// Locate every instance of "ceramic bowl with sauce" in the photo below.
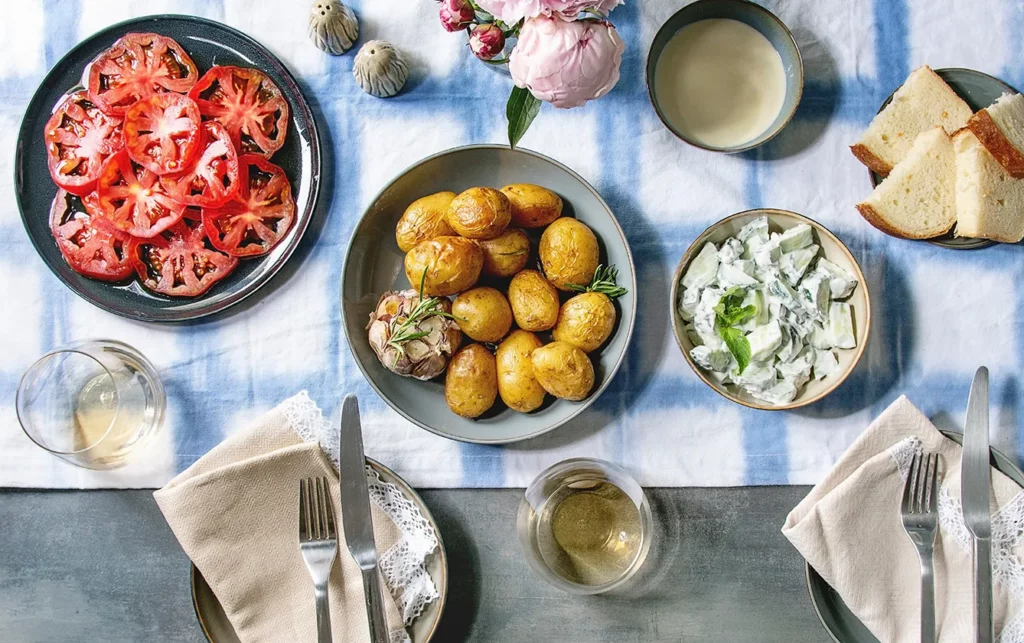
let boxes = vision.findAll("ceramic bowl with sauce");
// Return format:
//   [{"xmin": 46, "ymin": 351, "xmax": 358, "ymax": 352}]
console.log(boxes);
[{"xmin": 646, "ymin": 0, "xmax": 803, "ymax": 153}]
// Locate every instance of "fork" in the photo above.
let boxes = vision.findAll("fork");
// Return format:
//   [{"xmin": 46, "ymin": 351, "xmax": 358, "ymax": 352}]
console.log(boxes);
[
  {"xmin": 901, "ymin": 451, "xmax": 941, "ymax": 643},
  {"xmin": 299, "ymin": 476, "xmax": 338, "ymax": 643}
]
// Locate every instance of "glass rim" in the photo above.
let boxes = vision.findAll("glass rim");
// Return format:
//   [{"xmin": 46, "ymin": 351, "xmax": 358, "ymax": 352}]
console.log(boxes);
[{"xmin": 15, "ymin": 346, "xmax": 121, "ymax": 456}]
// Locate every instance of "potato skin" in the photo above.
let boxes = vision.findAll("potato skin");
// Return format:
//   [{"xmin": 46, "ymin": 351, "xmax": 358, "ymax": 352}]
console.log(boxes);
[
  {"xmin": 447, "ymin": 187, "xmax": 511, "ymax": 240},
  {"xmin": 478, "ymin": 228, "xmax": 530, "ymax": 278},
  {"xmin": 552, "ymin": 292, "xmax": 616, "ymax": 352},
  {"xmin": 395, "ymin": 191, "xmax": 457, "ymax": 253},
  {"xmin": 452, "ymin": 287, "xmax": 513, "ymax": 343},
  {"xmin": 501, "ymin": 184, "xmax": 563, "ymax": 228},
  {"xmin": 496, "ymin": 330, "xmax": 546, "ymax": 413},
  {"xmin": 404, "ymin": 236, "xmax": 483, "ymax": 296},
  {"xmin": 539, "ymin": 218, "xmax": 599, "ymax": 291},
  {"xmin": 531, "ymin": 341, "xmax": 595, "ymax": 401},
  {"xmin": 445, "ymin": 344, "xmax": 498, "ymax": 418},
  {"xmin": 507, "ymin": 270, "xmax": 560, "ymax": 332}
]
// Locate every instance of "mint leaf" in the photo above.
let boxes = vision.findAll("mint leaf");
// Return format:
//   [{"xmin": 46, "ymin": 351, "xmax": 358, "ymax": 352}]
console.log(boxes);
[
  {"xmin": 718, "ymin": 326, "xmax": 751, "ymax": 375},
  {"xmin": 507, "ymin": 86, "xmax": 541, "ymax": 149},
  {"xmin": 712, "ymin": 287, "xmax": 756, "ymax": 327}
]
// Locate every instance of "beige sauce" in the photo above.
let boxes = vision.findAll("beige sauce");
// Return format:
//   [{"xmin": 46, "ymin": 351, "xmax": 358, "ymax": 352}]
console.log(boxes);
[{"xmin": 655, "ymin": 19, "xmax": 786, "ymax": 148}]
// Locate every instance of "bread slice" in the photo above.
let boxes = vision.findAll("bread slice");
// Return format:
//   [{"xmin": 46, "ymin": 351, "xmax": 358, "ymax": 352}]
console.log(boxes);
[
  {"xmin": 855, "ymin": 127, "xmax": 956, "ymax": 239},
  {"xmin": 953, "ymin": 129, "xmax": 1024, "ymax": 242},
  {"xmin": 851, "ymin": 66, "xmax": 973, "ymax": 176},
  {"xmin": 966, "ymin": 92, "xmax": 1024, "ymax": 178}
]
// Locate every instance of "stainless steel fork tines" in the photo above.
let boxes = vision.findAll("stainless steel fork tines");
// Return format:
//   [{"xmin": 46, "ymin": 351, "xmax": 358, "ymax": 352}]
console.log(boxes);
[
  {"xmin": 299, "ymin": 476, "xmax": 338, "ymax": 643},
  {"xmin": 900, "ymin": 451, "xmax": 941, "ymax": 643}
]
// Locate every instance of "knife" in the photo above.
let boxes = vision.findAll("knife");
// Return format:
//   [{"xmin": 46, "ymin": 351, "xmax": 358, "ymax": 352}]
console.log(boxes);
[
  {"xmin": 962, "ymin": 366, "xmax": 993, "ymax": 643},
  {"xmin": 339, "ymin": 395, "xmax": 389, "ymax": 643}
]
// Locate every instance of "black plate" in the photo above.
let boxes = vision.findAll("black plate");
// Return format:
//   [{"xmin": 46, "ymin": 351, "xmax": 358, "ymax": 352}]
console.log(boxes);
[{"xmin": 15, "ymin": 15, "xmax": 321, "ymax": 322}]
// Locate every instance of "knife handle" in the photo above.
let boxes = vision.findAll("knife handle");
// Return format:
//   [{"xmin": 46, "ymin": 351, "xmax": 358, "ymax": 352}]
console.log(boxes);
[
  {"xmin": 974, "ymin": 538, "xmax": 994, "ymax": 643},
  {"xmin": 362, "ymin": 568, "xmax": 390, "ymax": 643}
]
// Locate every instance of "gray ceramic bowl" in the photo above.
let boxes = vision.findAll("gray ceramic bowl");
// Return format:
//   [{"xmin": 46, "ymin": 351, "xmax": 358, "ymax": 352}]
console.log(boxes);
[
  {"xmin": 646, "ymin": 0, "xmax": 803, "ymax": 153},
  {"xmin": 342, "ymin": 145, "xmax": 636, "ymax": 444}
]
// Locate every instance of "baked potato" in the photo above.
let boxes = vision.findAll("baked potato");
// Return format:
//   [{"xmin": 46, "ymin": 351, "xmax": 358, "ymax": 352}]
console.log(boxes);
[
  {"xmin": 501, "ymin": 184, "xmax": 563, "ymax": 228},
  {"xmin": 395, "ymin": 191, "xmax": 457, "ymax": 253},
  {"xmin": 447, "ymin": 187, "xmax": 511, "ymax": 240},
  {"xmin": 445, "ymin": 344, "xmax": 498, "ymax": 418},
  {"xmin": 539, "ymin": 218, "xmax": 599, "ymax": 290},
  {"xmin": 478, "ymin": 228, "xmax": 530, "ymax": 278},
  {"xmin": 552, "ymin": 292, "xmax": 616, "ymax": 352},
  {"xmin": 496, "ymin": 330, "xmax": 546, "ymax": 413},
  {"xmin": 530, "ymin": 341, "xmax": 595, "ymax": 401},
  {"xmin": 507, "ymin": 270, "xmax": 560, "ymax": 332},
  {"xmin": 404, "ymin": 236, "xmax": 483, "ymax": 296},
  {"xmin": 452, "ymin": 287, "xmax": 513, "ymax": 343}
]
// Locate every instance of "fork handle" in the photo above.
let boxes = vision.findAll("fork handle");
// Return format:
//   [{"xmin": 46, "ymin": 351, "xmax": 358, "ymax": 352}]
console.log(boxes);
[
  {"xmin": 314, "ymin": 584, "xmax": 333, "ymax": 643},
  {"xmin": 919, "ymin": 546, "xmax": 935, "ymax": 643},
  {"xmin": 974, "ymin": 538, "xmax": 994, "ymax": 643}
]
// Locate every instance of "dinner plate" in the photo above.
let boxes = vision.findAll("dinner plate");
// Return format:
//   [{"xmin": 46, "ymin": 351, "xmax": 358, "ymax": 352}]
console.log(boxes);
[
  {"xmin": 15, "ymin": 15, "xmax": 321, "ymax": 322},
  {"xmin": 807, "ymin": 430, "xmax": 1024, "ymax": 642},
  {"xmin": 191, "ymin": 458, "xmax": 447, "ymax": 643},
  {"xmin": 341, "ymin": 144, "xmax": 636, "ymax": 444},
  {"xmin": 868, "ymin": 68, "xmax": 1019, "ymax": 250}
]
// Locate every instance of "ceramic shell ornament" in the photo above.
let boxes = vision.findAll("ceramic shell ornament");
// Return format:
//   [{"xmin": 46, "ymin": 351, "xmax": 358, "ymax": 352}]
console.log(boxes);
[
  {"xmin": 308, "ymin": 0, "xmax": 358, "ymax": 55},
  {"xmin": 353, "ymin": 40, "xmax": 408, "ymax": 98}
]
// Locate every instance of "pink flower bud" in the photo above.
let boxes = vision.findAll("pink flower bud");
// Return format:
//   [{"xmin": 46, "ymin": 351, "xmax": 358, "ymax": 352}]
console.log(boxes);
[
  {"xmin": 469, "ymin": 23, "xmax": 506, "ymax": 60},
  {"xmin": 439, "ymin": 0, "xmax": 475, "ymax": 32}
]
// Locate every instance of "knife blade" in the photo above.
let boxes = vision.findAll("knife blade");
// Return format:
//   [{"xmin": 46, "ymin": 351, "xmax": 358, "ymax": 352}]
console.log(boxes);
[
  {"xmin": 339, "ymin": 395, "xmax": 389, "ymax": 643},
  {"xmin": 962, "ymin": 366, "xmax": 993, "ymax": 643}
]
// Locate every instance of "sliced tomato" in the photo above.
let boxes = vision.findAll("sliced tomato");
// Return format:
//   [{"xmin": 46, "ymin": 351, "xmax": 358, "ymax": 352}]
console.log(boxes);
[
  {"xmin": 202, "ymin": 155, "xmax": 296, "ymax": 257},
  {"xmin": 128, "ymin": 219, "xmax": 238, "ymax": 297},
  {"xmin": 86, "ymin": 149, "xmax": 186, "ymax": 238},
  {"xmin": 49, "ymin": 189, "xmax": 133, "ymax": 281},
  {"xmin": 161, "ymin": 121, "xmax": 240, "ymax": 208},
  {"xmin": 44, "ymin": 91, "xmax": 124, "ymax": 196},
  {"xmin": 87, "ymin": 32, "xmax": 199, "ymax": 116},
  {"xmin": 123, "ymin": 93, "xmax": 202, "ymax": 175},
  {"xmin": 188, "ymin": 66, "xmax": 290, "ymax": 157}
]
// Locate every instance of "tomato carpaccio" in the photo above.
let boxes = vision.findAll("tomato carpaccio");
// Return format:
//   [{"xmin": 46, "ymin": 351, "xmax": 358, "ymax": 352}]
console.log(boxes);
[
  {"xmin": 188, "ymin": 66, "xmax": 290, "ymax": 157},
  {"xmin": 50, "ymin": 190, "xmax": 134, "ymax": 281},
  {"xmin": 44, "ymin": 91, "xmax": 124, "ymax": 196},
  {"xmin": 161, "ymin": 120, "xmax": 240, "ymax": 208},
  {"xmin": 87, "ymin": 33, "xmax": 199, "ymax": 116},
  {"xmin": 128, "ymin": 219, "xmax": 238, "ymax": 297},
  {"xmin": 123, "ymin": 93, "xmax": 202, "ymax": 175},
  {"xmin": 86, "ymin": 149, "xmax": 186, "ymax": 238},
  {"xmin": 202, "ymin": 155, "xmax": 296, "ymax": 257}
]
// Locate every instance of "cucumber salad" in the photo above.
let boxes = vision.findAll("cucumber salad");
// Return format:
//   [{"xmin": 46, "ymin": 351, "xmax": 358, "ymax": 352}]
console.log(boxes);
[{"xmin": 678, "ymin": 217, "xmax": 859, "ymax": 406}]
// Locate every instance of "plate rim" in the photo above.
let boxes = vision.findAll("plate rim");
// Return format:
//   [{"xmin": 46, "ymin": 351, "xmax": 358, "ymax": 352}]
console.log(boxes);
[
  {"xmin": 190, "ymin": 457, "xmax": 449, "ymax": 643},
  {"xmin": 339, "ymin": 143, "xmax": 638, "ymax": 445},
  {"xmin": 804, "ymin": 429, "xmax": 1024, "ymax": 642},
  {"xmin": 14, "ymin": 13, "xmax": 322, "ymax": 322}
]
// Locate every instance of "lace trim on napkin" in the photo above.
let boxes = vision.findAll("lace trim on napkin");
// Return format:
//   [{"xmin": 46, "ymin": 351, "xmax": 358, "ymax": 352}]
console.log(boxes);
[
  {"xmin": 281, "ymin": 392, "xmax": 441, "ymax": 635},
  {"xmin": 890, "ymin": 438, "xmax": 1024, "ymax": 643}
]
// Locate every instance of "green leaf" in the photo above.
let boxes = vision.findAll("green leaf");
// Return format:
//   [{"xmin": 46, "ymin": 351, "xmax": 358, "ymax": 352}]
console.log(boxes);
[
  {"xmin": 506, "ymin": 86, "xmax": 541, "ymax": 149},
  {"xmin": 718, "ymin": 326, "xmax": 751, "ymax": 375},
  {"xmin": 712, "ymin": 287, "xmax": 755, "ymax": 327}
]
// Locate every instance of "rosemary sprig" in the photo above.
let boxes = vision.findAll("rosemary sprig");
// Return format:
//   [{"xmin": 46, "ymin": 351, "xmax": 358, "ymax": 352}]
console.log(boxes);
[
  {"xmin": 567, "ymin": 264, "xmax": 628, "ymax": 299},
  {"xmin": 387, "ymin": 269, "xmax": 459, "ymax": 365}
]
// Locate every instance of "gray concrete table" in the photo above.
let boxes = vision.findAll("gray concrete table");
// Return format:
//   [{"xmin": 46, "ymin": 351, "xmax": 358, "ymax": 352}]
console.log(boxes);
[{"xmin": 0, "ymin": 487, "xmax": 828, "ymax": 642}]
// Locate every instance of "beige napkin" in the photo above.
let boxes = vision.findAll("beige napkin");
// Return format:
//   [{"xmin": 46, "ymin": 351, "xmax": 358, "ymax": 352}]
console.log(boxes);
[
  {"xmin": 153, "ymin": 400, "xmax": 406, "ymax": 643},
  {"xmin": 783, "ymin": 395, "xmax": 1024, "ymax": 642}
]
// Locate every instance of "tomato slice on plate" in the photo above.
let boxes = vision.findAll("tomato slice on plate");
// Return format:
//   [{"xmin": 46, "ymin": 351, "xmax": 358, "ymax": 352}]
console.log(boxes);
[
  {"xmin": 128, "ymin": 219, "xmax": 238, "ymax": 297},
  {"xmin": 49, "ymin": 190, "xmax": 133, "ymax": 281},
  {"xmin": 202, "ymin": 155, "xmax": 296, "ymax": 257},
  {"xmin": 188, "ymin": 66, "xmax": 290, "ymax": 157},
  {"xmin": 86, "ymin": 149, "xmax": 186, "ymax": 238},
  {"xmin": 44, "ymin": 91, "xmax": 124, "ymax": 196},
  {"xmin": 161, "ymin": 121, "xmax": 240, "ymax": 208},
  {"xmin": 87, "ymin": 32, "xmax": 199, "ymax": 116},
  {"xmin": 123, "ymin": 93, "xmax": 202, "ymax": 175}
]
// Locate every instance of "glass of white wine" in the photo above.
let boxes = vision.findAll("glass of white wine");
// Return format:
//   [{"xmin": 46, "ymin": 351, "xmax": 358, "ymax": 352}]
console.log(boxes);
[
  {"xmin": 517, "ymin": 458, "xmax": 653, "ymax": 595},
  {"xmin": 16, "ymin": 339, "xmax": 165, "ymax": 470}
]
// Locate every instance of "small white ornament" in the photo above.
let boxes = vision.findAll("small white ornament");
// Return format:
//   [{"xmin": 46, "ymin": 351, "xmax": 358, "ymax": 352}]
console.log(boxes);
[
  {"xmin": 353, "ymin": 40, "xmax": 408, "ymax": 98},
  {"xmin": 308, "ymin": 0, "xmax": 358, "ymax": 55}
]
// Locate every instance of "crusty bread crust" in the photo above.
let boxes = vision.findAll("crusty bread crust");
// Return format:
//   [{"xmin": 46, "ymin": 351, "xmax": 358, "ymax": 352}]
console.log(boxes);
[
  {"xmin": 967, "ymin": 110, "xmax": 1024, "ymax": 179},
  {"xmin": 850, "ymin": 144, "xmax": 893, "ymax": 177},
  {"xmin": 955, "ymin": 224, "xmax": 1024, "ymax": 244},
  {"xmin": 854, "ymin": 202, "xmax": 954, "ymax": 240}
]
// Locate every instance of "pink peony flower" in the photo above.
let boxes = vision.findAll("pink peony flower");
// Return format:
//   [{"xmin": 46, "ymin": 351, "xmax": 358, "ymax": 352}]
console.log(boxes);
[
  {"xmin": 439, "ymin": 0, "xmax": 475, "ymax": 32},
  {"xmin": 469, "ymin": 24, "xmax": 506, "ymax": 60},
  {"xmin": 477, "ymin": 0, "xmax": 623, "ymax": 25},
  {"xmin": 508, "ymin": 17, "xmax": 625, "ymax": 109}
]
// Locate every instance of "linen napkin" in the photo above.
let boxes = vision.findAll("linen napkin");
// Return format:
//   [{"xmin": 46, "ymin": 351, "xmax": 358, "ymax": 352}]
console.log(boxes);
[
  {"xmin": 153, "ymin": 397, "xmax": 407, "ymax": 643},
  {"xmin": 783, "ymin": 396, "xmax": 1024, "ymax": 642}
]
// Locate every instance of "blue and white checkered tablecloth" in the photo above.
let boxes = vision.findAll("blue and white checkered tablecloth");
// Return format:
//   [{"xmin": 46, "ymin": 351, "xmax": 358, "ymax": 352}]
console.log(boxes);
[{"xmin": 3, "ymin": 0, "xmax": 1024, "ymax": 489}]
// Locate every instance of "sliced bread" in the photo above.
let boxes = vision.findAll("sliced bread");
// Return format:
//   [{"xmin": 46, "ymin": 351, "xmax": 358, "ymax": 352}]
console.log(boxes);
[
  {"xmin": 966, "ymin": 92, "xmax": 1024, "ymax": 178},
  {"xmin": 855, "ymin": 127, "xmax": 957, "ymax": 239},
  {"xmin": 953, "ymin": 129, "xmax": 1024, "ymax": 243},
  {"xmin": 851, "ymin": 66, "xmax": 972, "ymax": 177}
]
